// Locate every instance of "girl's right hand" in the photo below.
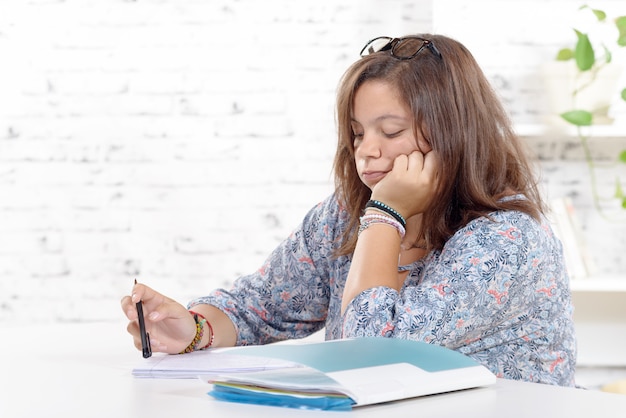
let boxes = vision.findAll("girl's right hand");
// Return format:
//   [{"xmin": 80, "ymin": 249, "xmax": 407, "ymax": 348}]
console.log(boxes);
[{"xmin": 120, "ymin": 282, "xmax": 197, "ymax": 354}]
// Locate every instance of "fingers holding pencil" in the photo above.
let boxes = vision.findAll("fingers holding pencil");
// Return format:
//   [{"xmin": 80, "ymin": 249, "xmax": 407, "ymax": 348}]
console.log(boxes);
[{"xmin": 120, "ymin": 280, "xmax": 197, "ymax": 355}]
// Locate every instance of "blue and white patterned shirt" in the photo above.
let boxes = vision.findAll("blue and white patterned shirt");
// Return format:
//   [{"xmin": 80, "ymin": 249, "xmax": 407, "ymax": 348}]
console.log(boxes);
[{"xmin": 189, "ymin": 193, "xmax": 577, "ymax": 386}]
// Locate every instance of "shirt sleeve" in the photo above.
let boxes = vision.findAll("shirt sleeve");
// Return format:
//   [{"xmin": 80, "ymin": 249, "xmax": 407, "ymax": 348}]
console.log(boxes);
[
  {"xmin": 188, "ymin": 194, "xmax": 347, "ymax": 346},
  {"xmin": 341, "ymin": 211, "xmax": 571, "ymax": 353}
]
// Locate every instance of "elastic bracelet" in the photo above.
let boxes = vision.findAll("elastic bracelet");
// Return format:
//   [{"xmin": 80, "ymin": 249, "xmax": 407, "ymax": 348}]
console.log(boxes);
[
  {"xmin": 191, "ymin": 310, "xmax": 215, "ymax": 350},
  {"xmin": 359, "ymin": 213, "xmax": 406, "ymax": 239},
  {"xmin": 359, "ymin": 219, "xmax": 406, "ymax": 239},
  {"xmin": 179, "ymin": 311, "xmax": 214, "ymax": 353},
  {"xmin": 365, "ymin": 200, "xmax": 406, "ymax": 228}
]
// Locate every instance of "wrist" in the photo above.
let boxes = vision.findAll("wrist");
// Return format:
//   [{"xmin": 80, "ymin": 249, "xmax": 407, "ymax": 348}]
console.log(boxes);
[
  {"xmin": 197, "ymin": 313, "xmax": 214, "ymax": 349},
  {"xmin": 179, "ymin": 311, "xmax": 214, "ymax": 354},
  {"xmin": 185, "ymin": 303, "xmax": 238, "ymax": 347},
  {"xmin": 364, "ymin": 199, "xmax": 407, "ymax": 229},
  {"xmin": 359, "ymin": 212, "xmax": 406, "ymax": 239}
]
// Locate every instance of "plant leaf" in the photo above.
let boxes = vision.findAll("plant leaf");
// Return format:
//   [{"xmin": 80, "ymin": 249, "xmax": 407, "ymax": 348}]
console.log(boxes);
[
  {"xmin": 615, "ymin": 178, "xmax": 624, "ymax": 199},
  {"xmin": 616, "ymin": 16, "xmax": 626, "ymax": 46},
  {"xmin": 616, "ymin": 178, "xmax": 626, "ymax": 209},
  {"xmin": 621, "ymin": 88, "xmax": 626, "ymax": 102},
  {"xmin": 574, "ymin": 30, "xmax": 595, "ymax": 71},
  {"xmin": 560, "ymin": 110, "xmax": 593, "ymax": 126},
  {"xmin": 556, "ymin": 48, "xmax": 574, "ymax": 61},
  {"xmin": 591, "ymin": 8, "xmax": 607, "ymax": 22},
  {"xmin": 619, "ymin": 150, "xmax": 626, "ymax": 163}
]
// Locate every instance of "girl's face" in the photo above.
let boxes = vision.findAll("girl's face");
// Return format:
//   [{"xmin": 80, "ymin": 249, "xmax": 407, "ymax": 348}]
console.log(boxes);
[{"xmin": 351, "ymin": 80, "xmax": 432, "ymax": 190}]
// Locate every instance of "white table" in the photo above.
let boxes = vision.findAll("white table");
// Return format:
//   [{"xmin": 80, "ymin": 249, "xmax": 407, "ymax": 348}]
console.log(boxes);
[{"xmin": 1, "ymin": 321, "xmax": 625, "ymax": 417}]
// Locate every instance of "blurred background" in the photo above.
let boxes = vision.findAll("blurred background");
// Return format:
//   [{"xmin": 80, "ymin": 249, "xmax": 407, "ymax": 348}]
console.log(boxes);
[
  {"xmin": 1, "ymin": 0, "xmax": 625, "ymax": 355},
  {"xmin": 3, "ymin": 0, "xmax": 626, "ymax": 392}
]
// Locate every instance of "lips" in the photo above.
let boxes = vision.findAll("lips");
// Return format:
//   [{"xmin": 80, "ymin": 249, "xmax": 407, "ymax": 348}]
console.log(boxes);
[{"xmin": 361, "ymin": 170, "xmax": 388, "ymax": 183}]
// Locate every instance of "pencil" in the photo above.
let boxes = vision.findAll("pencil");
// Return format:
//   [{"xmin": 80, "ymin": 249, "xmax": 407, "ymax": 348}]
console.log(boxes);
[{"xmin": 134, "ymin": 279, "xmax": 152, "ymax": 358}]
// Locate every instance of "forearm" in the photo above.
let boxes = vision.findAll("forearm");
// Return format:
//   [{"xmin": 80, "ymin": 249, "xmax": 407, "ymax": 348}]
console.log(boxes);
[
  {"xmin": 341, "ymin": 222, "xmax": 402, "ymax": 314},
  {"xmin": 185, "ymin": 198, "xmax": 341, "ymax": 346}
]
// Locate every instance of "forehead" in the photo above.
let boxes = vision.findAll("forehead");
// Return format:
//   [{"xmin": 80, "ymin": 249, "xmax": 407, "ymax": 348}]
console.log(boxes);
[
  {"xmin": 355, "ymin": 79, "xmax": 400, "ymax": 99},
  {"xmin": 352, "ymin": 80, "xmax": 409, "ymax": 120}
]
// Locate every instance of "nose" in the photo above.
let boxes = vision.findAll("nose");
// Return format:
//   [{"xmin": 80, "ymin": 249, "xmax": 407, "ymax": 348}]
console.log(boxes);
[{"xmin": 355, "ymin": 132, "xmax": 382, "ymax": 159}]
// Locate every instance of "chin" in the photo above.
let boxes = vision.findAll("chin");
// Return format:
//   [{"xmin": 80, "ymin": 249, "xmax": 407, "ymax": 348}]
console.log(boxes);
[{"xmin": 358, "ymin": 177, "xmax": 373, "ymax": 190}]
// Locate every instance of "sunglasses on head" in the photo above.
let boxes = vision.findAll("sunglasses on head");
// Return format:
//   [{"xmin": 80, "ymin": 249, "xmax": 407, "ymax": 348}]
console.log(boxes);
[{"xmin": 360, "ymin": 36, "xmax": 442, "ymax": 60}]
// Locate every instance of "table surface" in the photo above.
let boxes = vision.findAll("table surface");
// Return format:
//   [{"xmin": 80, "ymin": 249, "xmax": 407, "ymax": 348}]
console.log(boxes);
[{"xmin": 1, "ymin": 321, "xmax": 625, "ymax": 418}]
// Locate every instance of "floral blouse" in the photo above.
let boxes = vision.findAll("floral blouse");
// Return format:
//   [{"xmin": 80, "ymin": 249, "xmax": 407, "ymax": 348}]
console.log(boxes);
[{"xmin": 189, "ymin": 193, "xmax": 577, "ymax": 387}]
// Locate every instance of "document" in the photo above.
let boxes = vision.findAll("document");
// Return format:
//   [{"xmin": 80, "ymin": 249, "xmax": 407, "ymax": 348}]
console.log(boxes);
[
  {"xmin": 133, "ymin": 337, "xmax": 496, "ymax": 410},
  {"xmin": 132, "ymin": 349, "xmax": 300, "ymax": 379}
]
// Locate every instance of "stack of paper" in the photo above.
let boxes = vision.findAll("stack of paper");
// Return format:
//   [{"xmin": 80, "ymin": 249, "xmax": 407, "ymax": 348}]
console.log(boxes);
[
  {"xmin": 132, "ymin": 350, "xmax": 300, "ymax": 379},
  {"xmin": 208, "ymin": 367, "xmax": 355, "ymax": 411}
]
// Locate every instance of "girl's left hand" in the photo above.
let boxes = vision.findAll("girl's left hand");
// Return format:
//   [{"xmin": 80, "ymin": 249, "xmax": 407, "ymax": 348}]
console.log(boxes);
[{"xmin": 370, "ymin": 150, "xmax": 438, "ymax": 219}]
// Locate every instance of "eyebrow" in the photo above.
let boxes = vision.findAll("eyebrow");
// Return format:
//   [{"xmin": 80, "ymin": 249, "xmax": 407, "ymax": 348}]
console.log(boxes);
[{"xmin": 351, "ymin": 114, "xmax": 410, "ymax": 124}]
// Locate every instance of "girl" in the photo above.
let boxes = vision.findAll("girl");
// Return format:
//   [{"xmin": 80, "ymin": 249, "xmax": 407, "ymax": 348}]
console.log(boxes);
[{"xmin": 122, "ymin": 34, "xmax": 576, "ymax": 386}]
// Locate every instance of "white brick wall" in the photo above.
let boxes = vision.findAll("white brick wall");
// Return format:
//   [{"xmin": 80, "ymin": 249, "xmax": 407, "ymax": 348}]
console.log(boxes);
[{"xmin": 0, "ymin": 0, "xmax": 625, "ymax": 323}]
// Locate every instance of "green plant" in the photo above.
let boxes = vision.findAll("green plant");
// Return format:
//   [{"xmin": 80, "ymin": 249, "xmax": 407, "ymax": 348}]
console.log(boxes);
[{"xmin": 555, "ymin": 4, "xmax": 626, "ymax": 214}]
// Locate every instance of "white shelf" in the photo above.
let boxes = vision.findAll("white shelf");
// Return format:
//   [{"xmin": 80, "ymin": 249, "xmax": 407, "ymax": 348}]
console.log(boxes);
[
  {"xmin": 570, "ymin": 276, "xmax": 626, "ymax": 366},
  {"xmin": 570, "ymin": 277, "xmax": 626, "ymax": 292},
  {"xmin": 516, "ymin": 123, "xmax": 626, "ymax": 139}
]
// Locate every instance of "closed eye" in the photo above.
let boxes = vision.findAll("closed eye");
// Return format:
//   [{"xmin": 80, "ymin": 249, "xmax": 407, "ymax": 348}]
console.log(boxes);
[{"xmin": 383, "ymin": 130, "xmax": 404, "ymax": 138}]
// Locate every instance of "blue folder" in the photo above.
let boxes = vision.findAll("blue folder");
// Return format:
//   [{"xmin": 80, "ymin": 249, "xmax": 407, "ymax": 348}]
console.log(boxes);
[{"xmin": 206, "ymin": 337, "xmax": 496, "ymax": 411}]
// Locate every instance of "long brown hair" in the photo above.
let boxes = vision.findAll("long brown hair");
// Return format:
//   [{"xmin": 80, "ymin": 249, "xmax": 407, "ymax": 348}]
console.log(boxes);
[{"xmin": 333, "ymin": 34, "xmax": 545, "ymax": 256}]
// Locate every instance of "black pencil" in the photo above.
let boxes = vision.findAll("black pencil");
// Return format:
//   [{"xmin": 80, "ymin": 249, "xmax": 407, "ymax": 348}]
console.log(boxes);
[{"xmin": 134, "ymin": 279, "xmax": 152, "ymax": 358}]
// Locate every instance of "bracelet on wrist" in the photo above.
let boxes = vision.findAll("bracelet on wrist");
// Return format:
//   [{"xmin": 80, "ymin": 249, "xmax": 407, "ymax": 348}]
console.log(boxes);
[
  {"xmin": 359, "ymin": 213, "xmax": 406, "ymax": 239},
  {"xmin": 364, "ymin": 200, "xmax": 406, "ymax": 229},
  {"xmin": 179, "ymin": 310, "xmax": 215, "ymax": 354}
]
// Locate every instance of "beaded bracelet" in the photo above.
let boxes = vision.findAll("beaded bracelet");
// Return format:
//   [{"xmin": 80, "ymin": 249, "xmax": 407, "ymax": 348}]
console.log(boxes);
[
  {"xmin": 364, "ymin": 200, "xmax": 406, "ymax": 229},
  {"xmin": 199, "ymin": 312, "xmax": 215, "ymax": 350},
  {"xmin": 359, "ymin": 213, "xmax": 406, "ymax": 239},
  {"xmin": 179, "ymin": 311, "xmax": 214, "ymax": 354}
]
